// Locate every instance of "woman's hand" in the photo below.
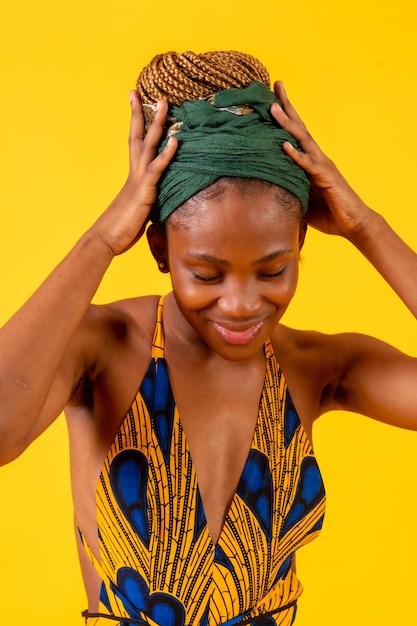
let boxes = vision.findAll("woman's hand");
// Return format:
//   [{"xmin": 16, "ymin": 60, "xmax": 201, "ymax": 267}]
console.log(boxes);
[
  {"xmin": 271, "ymin": 81, "xmax": 371, "ymax": 239},
  {"xmin": 90, "ymin": 91, "xmax": 177, "ymax": 256}
]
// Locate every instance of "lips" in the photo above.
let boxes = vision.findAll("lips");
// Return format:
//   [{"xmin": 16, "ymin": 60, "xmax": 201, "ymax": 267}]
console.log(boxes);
[{"xmin": 212, "ymin": 320, "xmax": 265, "ymax": 345}]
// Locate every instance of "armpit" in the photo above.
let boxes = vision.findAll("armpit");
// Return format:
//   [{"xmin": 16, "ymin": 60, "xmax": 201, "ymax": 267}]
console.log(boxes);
[{"xmin": 68, "ymin": 372, "xmax": 94, "ymax": 409}]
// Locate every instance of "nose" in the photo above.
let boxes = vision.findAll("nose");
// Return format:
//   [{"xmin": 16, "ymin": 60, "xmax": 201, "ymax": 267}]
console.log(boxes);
[{"xmin": 217, "ymin": 280, "xmax": 261, "ymax": 319}]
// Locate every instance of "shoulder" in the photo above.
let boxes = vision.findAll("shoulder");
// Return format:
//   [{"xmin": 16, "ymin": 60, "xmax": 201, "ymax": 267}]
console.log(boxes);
[
  {"xmin": 270, "ymin": 323, "xmax": 400, "ymax": 384},
  {"xmin": 271, "ymin": 324, "xmax": 417, "ymax": 428},
  {"xmin": 83, "ymin": 294, "xmax": 160, "ymax": 340},
  {"xmin": 269, "ymin": 325, "xmax": 364, "ymax": 421},
  {"xmin": 271, "ymin": 324, "xmax": 339, "ymax": 375},
  {"xmin": 68, "ymin": 294, "xmax": 161, "ymax": 404}
]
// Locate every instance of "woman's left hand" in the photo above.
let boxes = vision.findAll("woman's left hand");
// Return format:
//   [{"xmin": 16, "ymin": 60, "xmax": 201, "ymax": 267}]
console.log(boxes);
[{"xmin": 271, "ymin": 81, "xmax": 372, "ymax": 239}]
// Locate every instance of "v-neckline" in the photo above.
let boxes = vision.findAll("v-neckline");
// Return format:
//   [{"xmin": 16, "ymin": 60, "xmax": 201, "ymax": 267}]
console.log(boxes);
[{"xmin": 172, "ymin": 352, "xmax": 269, "ymax": 548}]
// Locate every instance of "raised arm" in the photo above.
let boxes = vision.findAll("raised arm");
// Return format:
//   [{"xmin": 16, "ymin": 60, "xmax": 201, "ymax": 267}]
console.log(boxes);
[
  {"xmin": 271, "ymin": 82, "xmax": 417, "ymax": 430},
  {"xmin": 0, "ymin": 93, "xmax": 177, "ymax": 464},
  {"xmin": 271, "ymin": 81, "xmax": 417, "ymax": 318}
]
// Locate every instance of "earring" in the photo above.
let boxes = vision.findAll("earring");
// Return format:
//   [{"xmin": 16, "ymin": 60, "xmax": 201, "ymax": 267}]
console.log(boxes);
[{"xmin": 158, "ymin": 261, "xmax": 166, "ymax": 270}]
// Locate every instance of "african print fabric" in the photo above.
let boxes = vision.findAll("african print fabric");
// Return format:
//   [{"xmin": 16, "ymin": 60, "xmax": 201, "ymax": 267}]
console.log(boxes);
[{"xmin": 80, "ymin": 297, "xmax": 326, "ymax": 626}]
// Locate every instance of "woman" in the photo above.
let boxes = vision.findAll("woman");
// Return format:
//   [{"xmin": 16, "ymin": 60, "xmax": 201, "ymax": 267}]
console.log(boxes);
[{"xmin": 0, "ymin": 51, "xmax": 416, "ymax": 625}]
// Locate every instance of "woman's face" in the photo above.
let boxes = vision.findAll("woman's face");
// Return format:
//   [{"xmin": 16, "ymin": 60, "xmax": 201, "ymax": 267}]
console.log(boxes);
[{"xmin": 152, "ymin": 181, "xmax": 304, "ymax": 361}]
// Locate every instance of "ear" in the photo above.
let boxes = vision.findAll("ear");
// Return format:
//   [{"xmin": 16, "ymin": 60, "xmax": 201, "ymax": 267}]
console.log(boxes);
[{"xmin": 146, "ymin": 224, "xmax": 170, "ymax": 273}]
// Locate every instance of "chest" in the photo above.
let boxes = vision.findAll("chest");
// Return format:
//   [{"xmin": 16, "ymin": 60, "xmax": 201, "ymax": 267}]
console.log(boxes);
[{"xmin": 170, "ymin": 360, "xmax": 266, "ymax": 543}]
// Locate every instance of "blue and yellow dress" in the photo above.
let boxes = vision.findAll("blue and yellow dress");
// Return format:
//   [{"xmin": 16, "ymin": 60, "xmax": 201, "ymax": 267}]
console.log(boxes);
[{"xmin": 80, "ymin": 297, "xmax": 326, "ymax": 625}]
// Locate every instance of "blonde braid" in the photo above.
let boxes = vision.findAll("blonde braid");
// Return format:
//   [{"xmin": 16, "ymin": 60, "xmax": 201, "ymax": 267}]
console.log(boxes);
[{"xmin": 137, "ymin": 50, "xmax": 270, "ymax": 106}]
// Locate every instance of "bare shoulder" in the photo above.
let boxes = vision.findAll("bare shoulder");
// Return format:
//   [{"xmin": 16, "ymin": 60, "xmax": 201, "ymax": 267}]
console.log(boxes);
[
  {"xmin": 271, "ymin": 323, "xmax": 408, "ymax": 388},
  {"xmin": 270, "ymin": 325, "xmax": 377, "ymax": 425},
  {"xmin": 272, "ymin": 324, "xmax": 417, "ymax": 430},
  {"xmin": 272, "ymin": 324, "xmax": 340, "ymax": 380},
  {"xmin": 82, "ymin": 293, "xmax": 160, "ymax": 346},
  {"xmin": 68, "ymin": 294, "xmax": 161, "ymax": 406},
  {"xmin": 268, "ymin": 325, "xmax": 341, "ymax": 434}
]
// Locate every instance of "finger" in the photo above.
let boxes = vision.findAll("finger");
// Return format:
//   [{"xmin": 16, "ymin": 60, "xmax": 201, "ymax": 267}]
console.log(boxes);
[
  {"xmin": 270, "ymin": 99, "xmax": 310, "ymax": 140},
  {"xmin": 284, "ymin": 141, "xmax": 341, "ymax": 196},
  {"xmin": 272, "ymin": 81, "xmax": 321, "ymax": 154},
  {"xmin": 282, "ymin": 140, "xmax": 322, "ymax": 175},
  {"xmin": 128, "ymin": 90, "xmax": 145, "ymax": 169},
  {"xmin": 142, "ymin": 99, "xmax": 170, "ymax": 154},
  {"xmin": 273, "ymin": 81, "xmax": 307, "ymax": 128},
  {"xmin": 144, "ymin": 136, "xmax": 178, "ymax": 183},
  {"xmin": 271, "ymin": 100, "xmax": 324, "ymax": 161}
]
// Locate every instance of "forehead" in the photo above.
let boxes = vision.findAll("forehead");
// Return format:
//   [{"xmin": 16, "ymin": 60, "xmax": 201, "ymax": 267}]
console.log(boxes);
[
  {"xmin": 167, "ymin": 178, "xmax": 301, "ymax": 227},
  {"xmin": 166, "ymin": 182, "xmax": 300, "ymax": 258}
]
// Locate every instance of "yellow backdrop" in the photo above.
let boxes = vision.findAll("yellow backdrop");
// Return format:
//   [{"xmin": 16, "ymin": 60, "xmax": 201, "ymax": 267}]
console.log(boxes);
[{"xmin": 1, "ymin": 1, "xmax": 417, "ymax": 624}]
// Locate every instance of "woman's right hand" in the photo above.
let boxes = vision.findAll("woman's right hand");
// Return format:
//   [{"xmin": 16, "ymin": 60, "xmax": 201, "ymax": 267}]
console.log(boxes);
[{"xmin": 90, "ymin": 91, "xmax": 177, "ymax": 256}]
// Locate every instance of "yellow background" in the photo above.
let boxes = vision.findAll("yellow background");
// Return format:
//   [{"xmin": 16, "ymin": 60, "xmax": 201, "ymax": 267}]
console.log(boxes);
[{"xmin": 1, "ymin": 1, "xmax": 417, "ymax": 624}]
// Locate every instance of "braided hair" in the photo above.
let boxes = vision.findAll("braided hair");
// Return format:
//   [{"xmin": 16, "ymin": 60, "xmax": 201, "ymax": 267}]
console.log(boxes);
[{"xmin": 136, "ymin": 50, "xmax": 270, "ymax": 105}]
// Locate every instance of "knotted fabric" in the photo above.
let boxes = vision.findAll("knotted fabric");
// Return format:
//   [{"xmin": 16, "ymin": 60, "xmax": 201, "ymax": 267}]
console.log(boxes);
[{"xmin": 151, "ymin": 81, "xmax": 309, "ymax": 223}]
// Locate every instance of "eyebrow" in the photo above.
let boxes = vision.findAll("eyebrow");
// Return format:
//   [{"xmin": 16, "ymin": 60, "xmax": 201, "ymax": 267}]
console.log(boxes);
[{"xmin": 187, "ymin": 250, "xmax": 293, "ymax": 266}]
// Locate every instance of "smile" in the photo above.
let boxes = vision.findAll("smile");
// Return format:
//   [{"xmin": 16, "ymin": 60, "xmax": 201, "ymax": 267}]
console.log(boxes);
[{"xmin": 212, "ymin": 320, "xmax": 265, "ymax": 345}]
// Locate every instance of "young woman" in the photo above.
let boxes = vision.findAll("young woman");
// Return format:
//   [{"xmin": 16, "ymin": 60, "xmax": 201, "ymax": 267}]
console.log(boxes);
[{"xmin": 1, "ymin": 51, "xmax": 416, "ymax": 625}]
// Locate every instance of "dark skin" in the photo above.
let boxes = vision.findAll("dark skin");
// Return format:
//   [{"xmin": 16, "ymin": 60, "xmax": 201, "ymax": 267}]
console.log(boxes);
[{"xmin": 1, "ymin": 83, "xmax": 417, "ymax": 611}]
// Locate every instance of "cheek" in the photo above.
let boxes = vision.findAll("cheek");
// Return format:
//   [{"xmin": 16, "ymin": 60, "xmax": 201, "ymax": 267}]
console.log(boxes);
[
  {"xmin": 267, "ymin": 262, "xmax": 299, "ymax": 304},
  {"xmin": 169, "ymin": 267, "xmax": 216, "ymax": 311}
]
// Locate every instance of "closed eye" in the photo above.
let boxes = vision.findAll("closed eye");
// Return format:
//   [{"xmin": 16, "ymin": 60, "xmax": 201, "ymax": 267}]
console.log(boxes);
[
  {"xmin": 192, "ymin": 272, "xmax": 221, "ymax": 283},
  {"xmin": 260, "ymin": 267, "xmax": 287, "ymax": 279}
]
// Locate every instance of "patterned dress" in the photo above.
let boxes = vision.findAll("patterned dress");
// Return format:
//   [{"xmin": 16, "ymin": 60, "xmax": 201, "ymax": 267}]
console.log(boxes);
[{"xmin": 80, "ymin": 297, "xmax": 326, "ymax": 625}]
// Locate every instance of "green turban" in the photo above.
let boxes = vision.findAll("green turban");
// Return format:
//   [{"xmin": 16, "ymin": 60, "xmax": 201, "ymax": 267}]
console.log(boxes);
[{"xmin": 152, "ymin": 81, "xmax": 309, "ymax": 223}]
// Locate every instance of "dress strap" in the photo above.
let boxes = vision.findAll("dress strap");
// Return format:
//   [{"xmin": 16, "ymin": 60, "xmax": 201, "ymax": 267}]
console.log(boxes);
[
  {"xmin": 264, "ymin": 337, "xmax": 273, "ymax": 360},
  {"xmin": 151, "ymin": 296, "xmax": 166, "ymax": 360}
]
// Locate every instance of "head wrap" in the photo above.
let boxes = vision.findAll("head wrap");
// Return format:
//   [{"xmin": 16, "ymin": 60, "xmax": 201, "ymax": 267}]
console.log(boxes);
[{"xmin": 150, "ymin": 81, "xmax": 309, "ymax": 223}]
